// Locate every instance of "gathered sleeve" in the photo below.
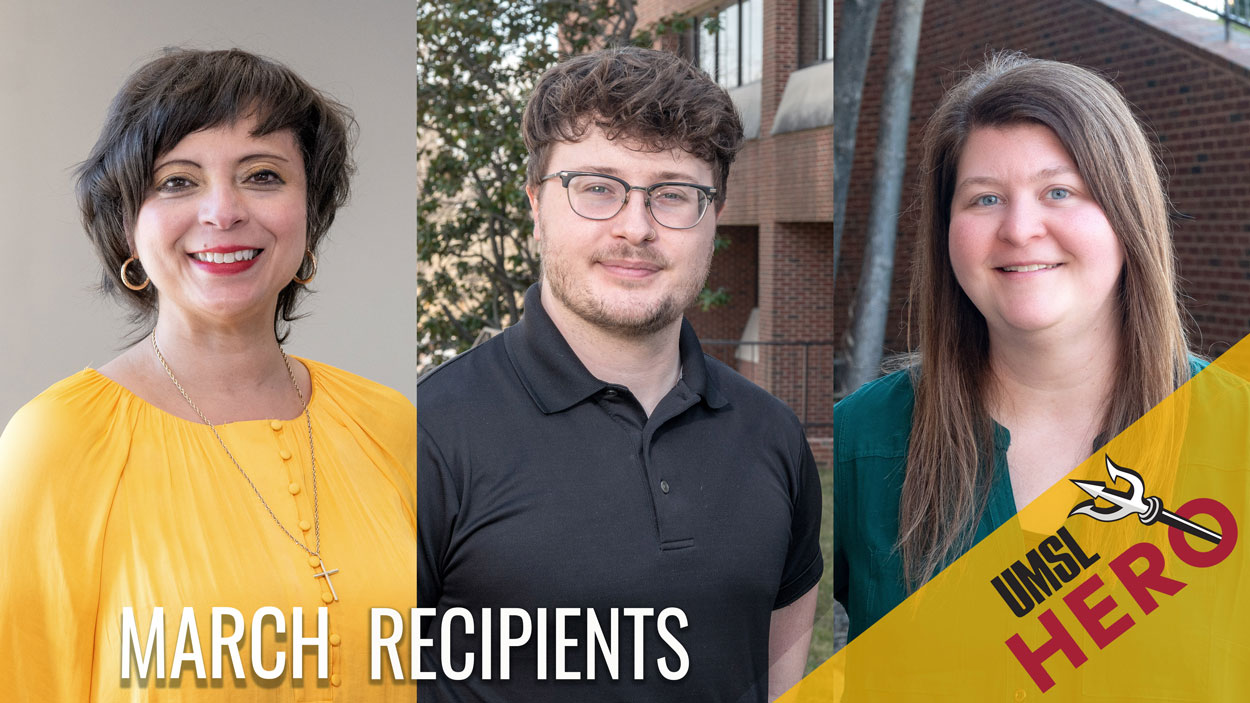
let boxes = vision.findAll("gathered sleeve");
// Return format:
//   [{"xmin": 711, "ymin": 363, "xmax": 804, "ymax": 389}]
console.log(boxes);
[
  {"xmin": 0, "ymin": 372, "xmax": 131, "ymax": 702},
  {"xmin": 306, "ymin": 359, "xmax": 416, "ymax": 525}
]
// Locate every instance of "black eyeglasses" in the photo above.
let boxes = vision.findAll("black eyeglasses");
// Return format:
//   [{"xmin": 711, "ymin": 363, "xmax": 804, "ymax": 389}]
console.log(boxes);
[{"xmin": 539, "ymin": 171, "xmax": 717, "ymax": 230}]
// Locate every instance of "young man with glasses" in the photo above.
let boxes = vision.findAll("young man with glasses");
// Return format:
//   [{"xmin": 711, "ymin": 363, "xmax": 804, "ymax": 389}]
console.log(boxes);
[{"xmin": 418, "ymin": 47, "xmax": 823, "ymax": 702}]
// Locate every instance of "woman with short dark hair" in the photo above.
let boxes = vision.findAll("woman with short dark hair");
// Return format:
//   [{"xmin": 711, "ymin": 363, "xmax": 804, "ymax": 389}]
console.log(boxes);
[{"xmin": 0, "ymin": 48, "xmax": 415, "ymax": 699}]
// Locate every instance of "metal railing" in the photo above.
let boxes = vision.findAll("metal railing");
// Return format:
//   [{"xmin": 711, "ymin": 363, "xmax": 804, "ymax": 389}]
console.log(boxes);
[
  {"xmin": 700, "ymin": 340, "xmax": 836, "ymax": 431},
  {"xmin": 1143, "ymin": 0, "xmax": 1250, "ymax": 39}
]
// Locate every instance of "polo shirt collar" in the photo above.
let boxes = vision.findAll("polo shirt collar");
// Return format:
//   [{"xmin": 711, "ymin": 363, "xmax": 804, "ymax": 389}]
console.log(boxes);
[
  {"xmin": 676, "ymin": 310, "xmax": 728, "ymax": 410},
  {"xmin": 505, "ymin": 284, "xmax": 728, "ymax": 414}
]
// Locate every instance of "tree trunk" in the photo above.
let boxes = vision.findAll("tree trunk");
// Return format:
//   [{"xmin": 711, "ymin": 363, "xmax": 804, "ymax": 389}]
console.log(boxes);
[
  {"xmin": 832, "ymin": 0, "xmax": 884, "ymax": 286},
  {"xmin": 844, "ymin": 0, "xmax": 925, "ymax": 392}
]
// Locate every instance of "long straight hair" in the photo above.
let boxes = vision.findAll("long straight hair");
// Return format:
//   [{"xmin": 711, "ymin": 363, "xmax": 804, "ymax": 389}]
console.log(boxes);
[{"xmin": 900, "ymin": 53, "xmax": 1192, "ymax": 588}]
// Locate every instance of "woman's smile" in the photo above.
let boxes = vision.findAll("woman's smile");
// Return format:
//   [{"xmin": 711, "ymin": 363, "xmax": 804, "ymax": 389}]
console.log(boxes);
[
  {"xmin": 188, "ymin": 246, "xmax": 264, "ymax": 273},
  {"xmin": 132, "ymin": 115, "xmax": 308, "ymax": 326}
]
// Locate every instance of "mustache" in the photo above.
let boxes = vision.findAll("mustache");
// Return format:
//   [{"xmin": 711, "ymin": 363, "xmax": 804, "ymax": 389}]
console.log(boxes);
[{"xmin": 590, "ymin": 244, "xmax": 670, "ymax": 269}]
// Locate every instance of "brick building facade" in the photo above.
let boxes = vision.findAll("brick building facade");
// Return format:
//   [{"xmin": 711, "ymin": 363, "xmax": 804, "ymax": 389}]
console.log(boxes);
[
  {"xmin": 835, "ymin": 0, "xmax": 1250, "ymax": 388},
  {"xmin": 637, "ymin": 0, "xmax": 836, "ymax": 451}
]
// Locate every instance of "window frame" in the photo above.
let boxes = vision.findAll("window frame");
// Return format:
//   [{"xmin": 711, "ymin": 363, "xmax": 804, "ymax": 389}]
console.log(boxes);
[{"xmin": 687, "ymin": 0, "xmax": 762, "ymax": 89}]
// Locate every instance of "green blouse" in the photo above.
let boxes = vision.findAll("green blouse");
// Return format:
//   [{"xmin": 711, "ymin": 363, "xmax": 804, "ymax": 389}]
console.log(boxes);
[{"xmin": 833, "ymin": 359, "xmax": 1207, "ymax": 642}]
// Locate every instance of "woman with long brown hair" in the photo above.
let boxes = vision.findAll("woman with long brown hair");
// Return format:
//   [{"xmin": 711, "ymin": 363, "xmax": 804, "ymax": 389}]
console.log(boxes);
[{"xmin": 833, "ymin": 52, "xmax": 1199, "ymax": 641}]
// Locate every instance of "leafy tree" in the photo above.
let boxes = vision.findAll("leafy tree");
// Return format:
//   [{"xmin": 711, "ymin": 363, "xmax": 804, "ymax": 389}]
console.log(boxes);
[{"xmin": 418, "ymin": 1, "xmax": 695, "ymax": 369}]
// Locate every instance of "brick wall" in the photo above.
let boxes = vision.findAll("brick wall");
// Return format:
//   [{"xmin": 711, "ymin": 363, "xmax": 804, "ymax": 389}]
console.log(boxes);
[
  {"xmin": 755, "ymin": 0, "xmax": 835, "ymax": 431},
  {"xmin": 797, "ymin": 0, "xmax": 823, "ymax": 67},
  {"xmin": 757, "ymin": 221, "xmax": 836, "ymax": 428},
  {"xmin": 835, "ymin": 0, "xmax": 1250, "ymax": 365},
  {"xmin": 639, "ymin": 0, "xmax": 836, "ymax": 435},
  {"xmin": 721, "ymin": 139, "xmax": 762, "ymax": 225},
  {"xmin": 686, "ymin": 224, "xmax": 760, "ymax": 367},
  {"xmin": 809, "ymin": 437, "xmax": 833, "ymax": 469},
  {"xmin": 636, "ymin": 0, "xmax": 702, "ymax": 28},
  {"xmin": 774, "ymin": 129, "xmax": 835, "ymax": 222}
]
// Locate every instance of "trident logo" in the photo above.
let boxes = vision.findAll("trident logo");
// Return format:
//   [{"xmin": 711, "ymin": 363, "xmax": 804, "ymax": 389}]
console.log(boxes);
[{"xmin": 1069, "ymin": 455, "xmax": 1222, "ymax": 544}]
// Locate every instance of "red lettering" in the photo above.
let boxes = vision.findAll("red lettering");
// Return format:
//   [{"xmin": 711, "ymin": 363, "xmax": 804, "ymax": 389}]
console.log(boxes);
[
  {"xmin": 1108, "ymin": 542, "xmax": 1186, "ymax": 614},
  {"xmin": 1005, "ymin": 609, "xmax": 1087, "ymax": 692},
  {"xmin": 1168, "ymin": 498, "xmax": 1238, "ymax": 568},
  {"xmin": 1061, "ymin": 573, "xmax": 1134, "ymax": 649}
]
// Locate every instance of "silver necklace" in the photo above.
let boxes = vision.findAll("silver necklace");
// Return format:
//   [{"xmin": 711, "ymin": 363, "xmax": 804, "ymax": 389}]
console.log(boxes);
[{"xmin": 150, "ymin": 332, "xmax": 339, "ymax": 601}]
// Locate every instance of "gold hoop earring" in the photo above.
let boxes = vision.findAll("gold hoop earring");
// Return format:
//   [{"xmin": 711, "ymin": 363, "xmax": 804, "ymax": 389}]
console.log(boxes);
[
  {"xmin": 120, "ymin": 257, "xmax": 149, "ymax": 291},
  {"xmin": 293, "ymin": 249, "xmax": 318, "ymax": 285}
]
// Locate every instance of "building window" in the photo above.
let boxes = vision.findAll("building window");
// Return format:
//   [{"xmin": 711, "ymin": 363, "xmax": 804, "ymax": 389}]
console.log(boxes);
[
  {"xmin": 799, "ymin": 0, "xmax": 833, "ymax": 67},
  {"xmin": 686, "ymin": 0, "xmax": 763, "ymax": 89}
]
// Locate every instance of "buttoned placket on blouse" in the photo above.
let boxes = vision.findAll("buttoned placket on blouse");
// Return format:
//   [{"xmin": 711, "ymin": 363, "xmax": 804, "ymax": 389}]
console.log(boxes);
[
  {"xmin": 152, "ymin": 333, "xmax": 347, "ymax": 694},
  {"xmin": 270, "ymin": 417, "xmax": 345, "ymax": 693}
]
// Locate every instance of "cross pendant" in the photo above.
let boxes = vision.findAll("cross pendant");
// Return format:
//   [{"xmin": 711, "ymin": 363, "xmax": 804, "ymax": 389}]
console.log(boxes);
[{"xmin": 312, "ymin": 557, "xmax": 340, "ymax": 602}]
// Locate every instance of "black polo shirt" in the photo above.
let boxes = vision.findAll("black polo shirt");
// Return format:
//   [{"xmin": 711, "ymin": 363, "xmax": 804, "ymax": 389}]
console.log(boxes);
[{"xmin": 418, "ymin": 285, "xmax": 823, "ymax": 702}]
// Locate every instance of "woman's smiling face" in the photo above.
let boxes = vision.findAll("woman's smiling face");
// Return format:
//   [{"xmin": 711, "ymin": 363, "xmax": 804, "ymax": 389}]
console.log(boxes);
[
  {"xmin": 948, "ymin": 123, "xmax": 1125, "ymax": 341},
  {"xmin": 131, "ymin": 115, "xmax": 307, "ymax": 330}
]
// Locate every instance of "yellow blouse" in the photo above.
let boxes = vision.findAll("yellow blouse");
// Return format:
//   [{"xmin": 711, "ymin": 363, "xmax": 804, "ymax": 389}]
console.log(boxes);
[{"xmin": 0, "ymin": 359, "xmax": 416, "ymax": 702}]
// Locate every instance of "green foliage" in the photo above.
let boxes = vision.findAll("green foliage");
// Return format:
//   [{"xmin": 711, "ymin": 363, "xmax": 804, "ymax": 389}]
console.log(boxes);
[
  {"xmin": 631, "ymin": 13, "xmax": 695, "ymax": 48},
  {"xmin": 418, "ymin": 1, "xmax": 554, "ymax": 367},
  {"xmin": 419, "ymin": 1, "xmax": 709, "ymax": 368},
  {"xmin": 697, "ymin": 286, "xmax": 731, "ymax": 312},
  {"xmin": 807, "ymin": 460, "xmax": 835, "ymax": 674},
  {"xmin": 695, "ymin": 233, "xmax": 733, "ymax": 311}
]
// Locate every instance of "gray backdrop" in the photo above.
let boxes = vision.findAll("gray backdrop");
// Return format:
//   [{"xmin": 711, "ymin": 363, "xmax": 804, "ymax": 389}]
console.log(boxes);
[{"xmin": 0, "ymin": 0, "xmax": 416, "ymax": 424}]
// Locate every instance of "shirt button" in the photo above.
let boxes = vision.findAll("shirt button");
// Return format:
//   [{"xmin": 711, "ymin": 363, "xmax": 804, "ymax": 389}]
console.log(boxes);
[
  {"xmin": 270, "ymin": 420, "xmax": 282, "ymax": 431},
  {"xmin": 280, "ymin": 449, "xmax": 292, "ymax": 460},
  {"xmin": 330, "ymin": 633, "xmax": 342, "ymax": 646},
  {"xmin": 299, "ymin": 520, "xmax": 312, "ymax": 532},
  {"xmin": 604, "ymin": 389, "xmax": 618, "ymax": 398},
  {"xmin": 288, "ymin": 482, "xmax": 301, "ymax": 495},
  {"xmin": 1014, "ymin": 690, "xmax": 1027, "ymax": 702},
  {"xmin": 330, "ymin": 673, "xmax": 342, "ymax": 686},
  {"xmin": 309, "ymin": 555, "xmax": 322, "ymax": 568},
  {"xmin": 321, "ymin": 591, "xmax": 335, "ymax": 604},
  {"xmin": 660, "ymin": 480, "xmax": 670, "ymax": 494}
]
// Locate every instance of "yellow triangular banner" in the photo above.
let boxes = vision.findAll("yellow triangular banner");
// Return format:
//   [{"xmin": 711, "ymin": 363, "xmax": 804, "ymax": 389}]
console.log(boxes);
[{"xmin": 785, "ymin": 336, "xmax": 1250, "ymax": 701}]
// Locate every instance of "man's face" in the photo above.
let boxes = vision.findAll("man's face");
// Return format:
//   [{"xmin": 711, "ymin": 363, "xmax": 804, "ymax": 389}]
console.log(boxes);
[{"xmin": 526, "ymin": 126, "xmax": 718, "ymax": 337}]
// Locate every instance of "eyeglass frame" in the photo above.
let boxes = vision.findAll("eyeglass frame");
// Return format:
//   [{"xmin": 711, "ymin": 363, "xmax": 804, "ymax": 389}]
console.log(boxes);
[{"xmin": 538, "ymin": 170, "xmax": 719, "ymax": 230}]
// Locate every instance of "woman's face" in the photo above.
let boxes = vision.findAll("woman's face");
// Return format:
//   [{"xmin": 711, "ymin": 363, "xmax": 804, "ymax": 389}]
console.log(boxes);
[
  {"xmin": 131, "ymin": 115, "xmax": 307, "ymax": 332},
  {"xmin": 948, "ymin": 123, "xmax": 1125, "ymax": 342}
]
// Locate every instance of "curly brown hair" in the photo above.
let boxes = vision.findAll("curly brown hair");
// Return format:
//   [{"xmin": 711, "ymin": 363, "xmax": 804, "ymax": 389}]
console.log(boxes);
[
  {"xmin": 522, "ymin": 46, "xmax": 743, "ymax": 203},
  {"xmin": 75, "ymin": 48, "xmax": 356, "ymax": 341}
]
